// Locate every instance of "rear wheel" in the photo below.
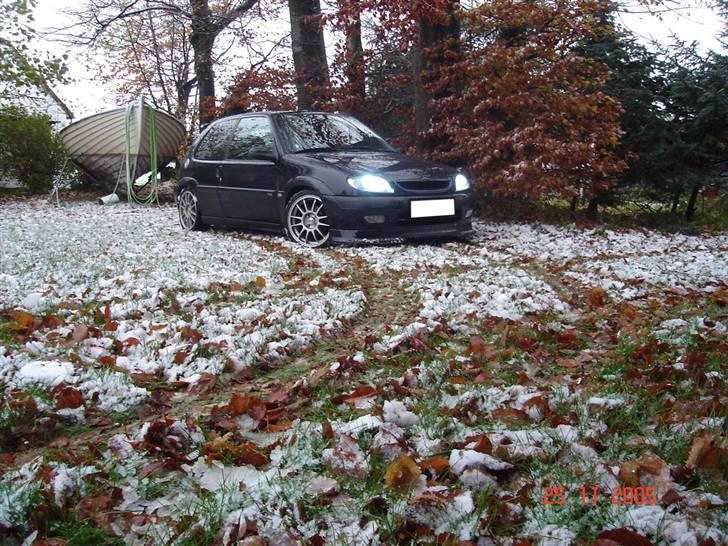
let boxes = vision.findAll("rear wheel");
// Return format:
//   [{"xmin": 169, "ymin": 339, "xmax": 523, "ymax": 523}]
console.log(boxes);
[
  {"xmin": 177, "ymin": 187, "xmax": 204, "ymax": 231},
  {"xmin": 285, "ymin": 191, "xmax": 331, "ymax": 247}
]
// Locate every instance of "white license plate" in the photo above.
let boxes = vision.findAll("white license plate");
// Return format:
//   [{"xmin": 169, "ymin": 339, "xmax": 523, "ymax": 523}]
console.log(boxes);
[{"xmin": 410, "ymin": 199, "xmax": 455, "ymax": 218}]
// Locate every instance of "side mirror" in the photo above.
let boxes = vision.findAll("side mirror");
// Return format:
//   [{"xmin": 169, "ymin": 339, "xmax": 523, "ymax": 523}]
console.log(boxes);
[{"xmin": 248, "ymin": 145, "xmax": 276, "ymax": 161}]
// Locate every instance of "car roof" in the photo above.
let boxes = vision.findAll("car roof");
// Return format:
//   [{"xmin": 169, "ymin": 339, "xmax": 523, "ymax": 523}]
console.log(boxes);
[{"xmin": 216, "ymin": 111, "xmax": 347, "ymax": 121}]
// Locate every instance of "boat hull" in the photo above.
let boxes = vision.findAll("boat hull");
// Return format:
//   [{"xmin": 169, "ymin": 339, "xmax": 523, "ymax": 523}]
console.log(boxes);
[{"xmin": 60, "ymin": 102, "xmax": 186, "ymax": 191}]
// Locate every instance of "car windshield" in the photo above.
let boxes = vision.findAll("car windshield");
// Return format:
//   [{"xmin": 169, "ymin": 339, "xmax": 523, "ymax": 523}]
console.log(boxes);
[{"xmin": 275, "ymin": 113, "xmax": 393, "ymax": 154}]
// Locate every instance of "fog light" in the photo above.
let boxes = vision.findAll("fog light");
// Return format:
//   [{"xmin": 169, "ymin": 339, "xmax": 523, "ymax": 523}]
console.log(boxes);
[
  {"xmin": 364, "ymin": 215, "xmax": 385, "ymax": 224},
  {"xmin": 465, "ymin": 209, "xmax": 473, "ymax": 218}
]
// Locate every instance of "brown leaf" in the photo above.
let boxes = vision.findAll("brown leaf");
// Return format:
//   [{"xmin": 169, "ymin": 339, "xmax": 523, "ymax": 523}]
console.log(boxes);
[
  {"xmin": 514, "ymin": 335, "xmax": 537, "ymax": 352},
  {"xmin": 267, "ymin": 387, "xmax": 289, "ymax": 404},
  {"xmin": 180, "ymin": 327, "xmax": 203, "ymax": 344},
  {"xmin": 468, "ymin": 335, "xmax": 485, "ymax": 356},
  {"xmin": 97, "ymin": 355, "xmax": 116, "ymax": 367},
  {"xmin": 557, "ymin": 358, "xmax": 582, "ymax": 369},
  {"xmin": 491, "ymin": 408, "xmax": 530, "ymax": 425},
  {"xmin": 418, "ymin": 455, "xmax": 450, "ymax": 477},
  {"xmin": 554, "ymin": 330, "xmax": 577, "ymax": 347},
  {"xmin": 669, "ymin": 465, "xmax": 695, "ymax": 484},
  {"xmin": 187, "ymin": 372, "xmax": 216, "ymax": 395},
  {"xmin": 385, "ymin": 454, "xmax": 421, "ymax": 493},
  {"xmin": 255, "ymin": 276, "xmax": 266, "ymax": 288},
  {"xmin": 408, "ymin": 491, "xmax": 448, "ymax": 507},
  {"xmin": 71, "ymin": 324, "xmax": 89, "ymax": 344},
  {"xmin": 595, "ymin": 528, "xmax": 654, "ymax": 546},
  {"xmin": 465, "ymin": 434, "xmax": 493, "ymax": 454},
  {"xmin": 174, "ymin": 350, "xmax": 188, "ymax": 365},
  {"xmin": 686, "ymin": 434, "xmax": 727, "ymax": 470},
  {"xmin": 228, "ymin": 393, "xmax": 267, "ymax": 420},
  {"xmin": 331, "ymin": 384, "xmax": 377, "ymax": 405},
  {"xmin": 585, "ymin": 286, "xmax": 608, "ymax": 307},
  {"xmin": 201, "ymin": 436, "xmax": 269, "ymax": 467},
  {"xmin": 41, "ymin": 315, "xmax": 64, "ymax": 330},
  {"xmin": 54, "ymin": 386, "xmax": 84, "ymax": 409},
  {"xmin": 660, "ymin": 488, "xmax": 683, "ymax": 507},
  {"xmin": 321, "ymin": 420, "xmax": 334, "ymax": 440},
  {"xmin": 10, "ymin": 310, "xmax": 34, "ymax": 332},
  {"xmin": 637, "ymin": 454, "xmax": 667, "ymax": 476},
  {"xmin": 619, "ymin": 460, "xmax": 641, "ymax": 488}
]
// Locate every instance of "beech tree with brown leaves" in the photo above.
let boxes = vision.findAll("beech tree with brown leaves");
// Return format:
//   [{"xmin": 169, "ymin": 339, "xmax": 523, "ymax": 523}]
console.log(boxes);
[{"xmin": 423, "ymin": 0, "xmax": 625, "ymax": 201}]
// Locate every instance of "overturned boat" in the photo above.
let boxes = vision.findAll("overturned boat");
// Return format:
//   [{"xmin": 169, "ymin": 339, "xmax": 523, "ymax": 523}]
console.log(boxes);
[{"xmin": 60, "ymin": 98, "xmax": 186, "ymax": 202}]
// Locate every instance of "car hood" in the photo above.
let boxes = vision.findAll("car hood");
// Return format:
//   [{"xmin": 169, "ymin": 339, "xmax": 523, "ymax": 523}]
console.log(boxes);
[{"xmin": 290, "ymin": 150, "xmax": 456, "ymax": 181}]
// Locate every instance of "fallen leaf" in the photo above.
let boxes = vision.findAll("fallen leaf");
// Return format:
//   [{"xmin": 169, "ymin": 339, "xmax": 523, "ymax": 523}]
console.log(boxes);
[
  {"xmin": 619, "ymin": 460, "xmax": 641, "ymax": 487},
  {"xmin": 174, "ymin": 350, "xmax": 188, "ymax": 365},
  {"xmin": 187, "ymin": 372, "xmax": 216, "ymax": 395},
  {"xmin": 255, "ymin": 276, "xmax": 266, "ymax": 288},
  {"xmin": 202, "ymin": 435, "xmax": 269, "ymax": 467},
  {"xmin": 385, "ymin": 454, "xmax": 421, "ymax": 492},
  {"xmin": 54, "ymin": 386, "xmax": 83, "ymax": 409},
  {"xmin": 180, "ymin": 326, "xmax": 203, "ymax": 344},
  {"xmin": 594, "ymin": 528, "xmax": 654, "ymax": 546},
  {"xmin": 465, "ymin": 434, "xmax": 493, "ymax": 454},
  {"xmin": 686, "ymin": 434, "xmax": 727, "ymax": 470},
  {"xmin": 331, "ymin": 384, "xmax": 377, "ymax": 405},
  {"xmin": 491, "ymin": 408, "xmax": 530, "ymax": 425},
  {"xmin": 554, "ymin": 330, "xmax": 577, "ymax": 347},
  {"xmin": 408, "ymin": 491, "xmax": 448, "ymax": 507},
  {"xmin": 228, "ymin": 392, "xmax": 267, "ymax": 420},
  {"xmin": 10, "ymin": 310, "xmax": 34, "ymax": 332},
  {"xmin": 418, "ymin": 455, "xmax": 450, "ymax": 477},
  {"xmin": 585, "ymin": 286, "xmax": 608, "ymax": 307},
  {"xmin": 71, "ymin": 324, "xmax": 89, "ymax": 344}
]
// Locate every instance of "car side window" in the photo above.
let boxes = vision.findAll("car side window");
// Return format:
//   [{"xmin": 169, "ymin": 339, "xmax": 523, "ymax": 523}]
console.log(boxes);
[
  {"xmin": 194, "ymin": 119, "xmax": 236, "ymax": 160},
  {"xmin": 227, "ymin": 117, "xmax": 275, "ymax": 160}
]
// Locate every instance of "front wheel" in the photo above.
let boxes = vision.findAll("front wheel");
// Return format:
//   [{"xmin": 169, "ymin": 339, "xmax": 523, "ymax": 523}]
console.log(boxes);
[
  {"xmin": 285, "ymin": 191, "xmax": 331, "ymax": 247},
  {"xmin": 177, "ymin": 187, "xmax": 204, "ymax": 231}
]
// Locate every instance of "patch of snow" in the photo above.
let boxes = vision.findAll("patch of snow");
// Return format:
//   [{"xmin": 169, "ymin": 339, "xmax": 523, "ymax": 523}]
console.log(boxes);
[{"xmin": 382, "ymin": 400, "xmax": 419, "ymax": 428}]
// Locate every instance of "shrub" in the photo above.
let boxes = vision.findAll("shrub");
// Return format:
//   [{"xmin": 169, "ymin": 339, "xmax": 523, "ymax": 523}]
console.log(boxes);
[{"xmin": 0, "ymin": 106, "xmax": 66, "ymax": 193}]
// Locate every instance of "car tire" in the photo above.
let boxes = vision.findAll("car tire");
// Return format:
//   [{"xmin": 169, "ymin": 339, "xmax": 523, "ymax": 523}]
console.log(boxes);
[
  {"xmin": 285, "ymin": 191, "xmax": 331, "ymax": 247},
  {"xmin": 177, "ymin": 187, "xmax": 205, "ymax": 231}
]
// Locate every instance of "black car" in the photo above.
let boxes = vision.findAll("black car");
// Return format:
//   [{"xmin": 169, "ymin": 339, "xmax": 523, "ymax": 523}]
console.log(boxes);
[{"xmin": 176, "ymin": 112, "xmax": 473, "ymax": 246}]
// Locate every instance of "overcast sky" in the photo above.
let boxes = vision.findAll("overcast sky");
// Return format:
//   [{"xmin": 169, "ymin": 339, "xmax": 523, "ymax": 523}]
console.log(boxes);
[{"xmin": 30, "ymin": 0, "xmax": 726, "ymax": 120}]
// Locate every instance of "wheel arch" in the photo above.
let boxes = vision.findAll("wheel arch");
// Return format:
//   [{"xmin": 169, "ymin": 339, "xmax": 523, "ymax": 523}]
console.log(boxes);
[
  {"xmin": 282, "ymin": 176, "xmax": 333, "ymax": 204},
  {"xmin": 176, "ymin": 177, "xmax": 198, "ymax": 198}
]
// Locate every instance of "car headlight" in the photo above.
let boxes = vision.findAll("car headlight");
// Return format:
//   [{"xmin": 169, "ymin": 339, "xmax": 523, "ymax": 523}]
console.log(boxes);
[
  {"xmin": 455, "ymin": 173, "xmax": 470, "ymax": 192},
  {"xmin": 347, "ymin": 174, "xmax": 394, "ymax": 194}
]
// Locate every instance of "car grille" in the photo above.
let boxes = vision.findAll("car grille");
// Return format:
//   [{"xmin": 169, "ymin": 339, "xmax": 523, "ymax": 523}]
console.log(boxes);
[{"xmin": 396, "ymin": 179, "xmax": 451, "ymax": 193}]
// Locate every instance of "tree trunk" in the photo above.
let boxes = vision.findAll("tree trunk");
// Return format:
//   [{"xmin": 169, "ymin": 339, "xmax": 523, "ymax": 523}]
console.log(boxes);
[
  {"xmin": 288, "ymin": 0, "xmax": 330, "ymax": 111},
  {"xmin": 670, "ymin": 190, "xmax": 681, "ymax": 214},
  {"xmin": 190, "ymin": 0, "xmax": 217, "ymax": 123},
  {"xmin": 344, "ymin": 0, "xmax": 365, "ymax": 116},
  {"xmin": 686, "ymin": 183, "xmax": 700, "ymax": 221},
  {"xmin": 586, "ymin": 197, "xmax": 599, "ymax": 217},
  {"xmin": 570, "ymin": 195, "xmax": 579, "ymax": 213},
  {"xmin": 414, "ymin": 2, "xmax": 460, "ymax": 154}
]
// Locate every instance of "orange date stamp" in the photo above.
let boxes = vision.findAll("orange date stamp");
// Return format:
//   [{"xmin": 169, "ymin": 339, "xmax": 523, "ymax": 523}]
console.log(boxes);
[{"xmin": 543, "ymin": 486, "xmax": 658, "ymax": 506}]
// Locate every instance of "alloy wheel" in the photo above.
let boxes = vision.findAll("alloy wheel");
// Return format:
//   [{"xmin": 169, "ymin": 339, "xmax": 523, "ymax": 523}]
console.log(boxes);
[
  {"xmin": 287, "ymin": 194, "xmax": 330, "ymax": 247},
  {"xmin": 178, "ymin": 189, "xmax": 199, "ymax": 230}
]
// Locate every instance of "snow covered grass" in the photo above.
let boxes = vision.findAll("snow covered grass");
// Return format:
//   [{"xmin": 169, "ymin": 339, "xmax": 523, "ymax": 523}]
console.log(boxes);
[{"xmin": 0, "ymin": 199, "xmax": 726, "ymax": 545}]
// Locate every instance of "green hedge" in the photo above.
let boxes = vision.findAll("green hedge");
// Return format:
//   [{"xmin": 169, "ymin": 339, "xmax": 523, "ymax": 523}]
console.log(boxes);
[{"xmin": 0, "ymin": 106, "xmax": 65, "ymax": 193}]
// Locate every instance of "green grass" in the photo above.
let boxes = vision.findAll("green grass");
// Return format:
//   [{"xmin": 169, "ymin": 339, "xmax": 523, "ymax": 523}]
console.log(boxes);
[{"xmin": 48, "ymin": 517, "xmax": 124, "ymax": 546}]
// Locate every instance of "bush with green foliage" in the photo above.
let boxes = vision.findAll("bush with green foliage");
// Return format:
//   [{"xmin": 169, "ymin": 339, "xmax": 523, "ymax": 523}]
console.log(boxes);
[{"xmin": 0, "ymin": 106, "xmax": 66, "ymax": 193}]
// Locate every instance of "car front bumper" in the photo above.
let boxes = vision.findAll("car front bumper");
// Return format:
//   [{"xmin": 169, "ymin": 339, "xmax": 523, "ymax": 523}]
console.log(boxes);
[{"xmin": 322, "ymin": 193, "xmax": 473, "ymax": 243}]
